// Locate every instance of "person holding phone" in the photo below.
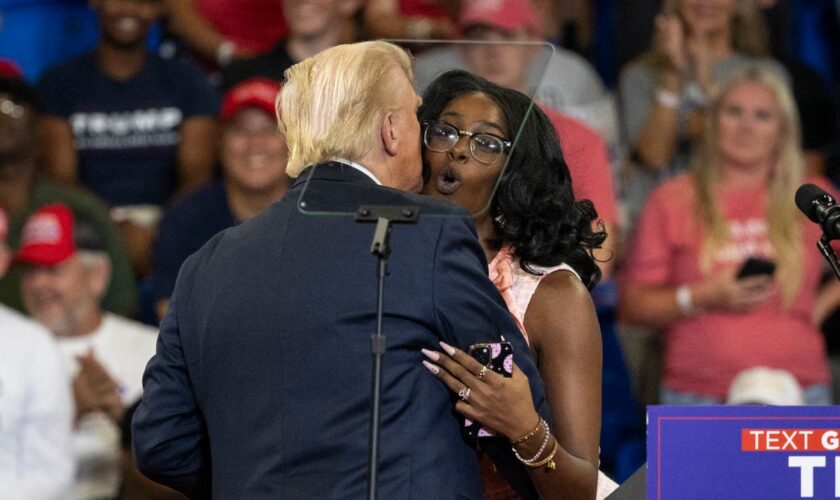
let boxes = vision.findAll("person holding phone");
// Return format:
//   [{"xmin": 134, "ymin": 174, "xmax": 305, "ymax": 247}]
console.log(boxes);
[
  {"xmin": 620, "ymin": 66, "xmax": 840, "ymax": 406},
  {"xmin": 418, "ymin": 70, "xmax": 607, "ymax": 500}
]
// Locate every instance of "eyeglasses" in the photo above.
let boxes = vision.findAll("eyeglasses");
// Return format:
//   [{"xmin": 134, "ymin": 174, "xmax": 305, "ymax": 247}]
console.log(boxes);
[{"xmin": 423, "ymin": 121, "xmax": 511, "ymax": 165}]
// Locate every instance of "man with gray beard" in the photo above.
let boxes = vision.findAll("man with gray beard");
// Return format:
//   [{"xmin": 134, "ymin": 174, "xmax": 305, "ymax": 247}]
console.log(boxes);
[{"xmin": 17, "ymin": 203, "xmax": 159, "ymax": 499}]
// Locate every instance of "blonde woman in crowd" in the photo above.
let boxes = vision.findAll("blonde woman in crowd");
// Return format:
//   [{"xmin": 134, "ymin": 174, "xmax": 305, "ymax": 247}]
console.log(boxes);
[{"xmin": 620, "ymin": 66, "xmax": 840, "ymax": 406}]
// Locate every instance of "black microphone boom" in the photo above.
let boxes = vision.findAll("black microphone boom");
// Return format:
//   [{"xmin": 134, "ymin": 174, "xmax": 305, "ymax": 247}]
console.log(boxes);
[
  {"xmin": 795, "ymin": 183, "xmax": 840, "ymax": 241},
  {"xmin": 795, "ymin": 183, "xmax": 840, "ymax": 281}
]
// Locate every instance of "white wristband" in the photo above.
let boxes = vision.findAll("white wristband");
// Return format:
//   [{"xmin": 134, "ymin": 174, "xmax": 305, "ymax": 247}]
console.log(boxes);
[
  {"xmin": 656, "ymin": 88, "xmax": 680, "ymax": 109},
  {"xmin": 675, "ymin": 285, "xmax": 696, "ymax": 316}
]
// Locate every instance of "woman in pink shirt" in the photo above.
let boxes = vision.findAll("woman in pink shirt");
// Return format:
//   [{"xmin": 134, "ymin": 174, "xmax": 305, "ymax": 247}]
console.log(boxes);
[{"xmin": 620, "ymin": 66, "xmax": 840, "ymax": 405}]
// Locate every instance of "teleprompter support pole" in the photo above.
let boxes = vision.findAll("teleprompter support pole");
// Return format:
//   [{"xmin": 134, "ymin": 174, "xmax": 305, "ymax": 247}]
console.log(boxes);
[{"xmin": 355, "ymin": 205, "xmax": 419, "ymax": 500}]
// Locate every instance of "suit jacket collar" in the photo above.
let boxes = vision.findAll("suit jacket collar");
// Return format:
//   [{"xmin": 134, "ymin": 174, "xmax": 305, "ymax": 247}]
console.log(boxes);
[{"xmin": 291, "ymin": 162, "xmax": 381, "ymax": 190}]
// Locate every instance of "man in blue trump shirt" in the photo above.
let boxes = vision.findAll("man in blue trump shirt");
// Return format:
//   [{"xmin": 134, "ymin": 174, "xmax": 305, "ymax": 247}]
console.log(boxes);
[{"xmin": 132, "ymin": 40, "xmax": 547, "ymax": 499}]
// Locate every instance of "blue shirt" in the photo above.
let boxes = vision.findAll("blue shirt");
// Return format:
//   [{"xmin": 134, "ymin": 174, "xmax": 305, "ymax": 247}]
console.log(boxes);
[
  {"xmin": 37, "ymin": 51, "xmax": 219, "ymax": 206},
  {"xmin": 151, "ymin": 180, "xmax": 236, "ymax": 302}
]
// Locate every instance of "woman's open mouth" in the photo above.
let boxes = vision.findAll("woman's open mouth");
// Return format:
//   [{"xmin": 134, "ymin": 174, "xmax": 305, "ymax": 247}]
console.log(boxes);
[{"xmin": 435, "ymin": 165, "xmax": 461, "ymax": 195}]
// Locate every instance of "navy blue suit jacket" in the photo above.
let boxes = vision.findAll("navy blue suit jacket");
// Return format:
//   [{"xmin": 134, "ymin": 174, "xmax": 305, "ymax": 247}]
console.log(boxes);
[{"xmin": 133, "ymin": 163, "xmax": 548, "ymax": 499}]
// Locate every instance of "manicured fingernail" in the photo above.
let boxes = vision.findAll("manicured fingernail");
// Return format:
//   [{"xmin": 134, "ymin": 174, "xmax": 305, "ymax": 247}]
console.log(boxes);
[
  {"xmin": 421, "ymin": 348, "xmax": 440, "ymax": 361},
  {"xmin": 423, "ymin": 360, "xmax": 440, "ymax": 374},
  {"xmin": 439, "ymin": 342, "xmax": 456, "ymax": 356}
]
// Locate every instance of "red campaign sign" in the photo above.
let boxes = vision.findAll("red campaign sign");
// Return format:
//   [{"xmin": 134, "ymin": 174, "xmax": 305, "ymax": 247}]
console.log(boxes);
[{"xmin": 742, "ymin": 429, "xmax": 840, "ymax": 452}]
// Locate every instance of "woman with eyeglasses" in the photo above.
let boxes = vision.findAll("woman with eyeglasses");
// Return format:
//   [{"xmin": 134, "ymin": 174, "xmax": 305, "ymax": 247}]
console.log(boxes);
[{"xmin": 418, "ymin": 70, "xmax": 607, "ymax": 500}]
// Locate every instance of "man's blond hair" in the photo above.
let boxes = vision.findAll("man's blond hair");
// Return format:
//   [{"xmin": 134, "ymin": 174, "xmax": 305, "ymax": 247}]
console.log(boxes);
[{"xmin": 277, "ymin": 41, "xmax": 414, "ymax": 178}]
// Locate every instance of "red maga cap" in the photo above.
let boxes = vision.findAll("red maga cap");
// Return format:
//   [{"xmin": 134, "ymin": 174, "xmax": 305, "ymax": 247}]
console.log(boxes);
[
  {"xmin": 15, "ymin": 204, "xmax": 77, "ymax": 266},
  {"xmin": 458, "ymin": 0, "xmax": 540, "ymax": 36},
  {"xmin": 220, "ymin": 78, "xmax": 282, "ymax": 121},
  {"xmin": 0, "ymin": 58, "xmax": 24, "ymax": 79}
]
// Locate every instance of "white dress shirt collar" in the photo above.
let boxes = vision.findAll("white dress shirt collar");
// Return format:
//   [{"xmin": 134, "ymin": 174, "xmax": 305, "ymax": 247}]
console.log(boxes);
[{"xmin": 332, "ymin": 158, "xmax": 383, "ymax": 186}]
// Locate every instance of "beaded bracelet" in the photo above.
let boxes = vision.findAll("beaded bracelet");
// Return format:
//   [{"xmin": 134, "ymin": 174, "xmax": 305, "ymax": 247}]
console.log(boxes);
[
  {"xmin": 512, "ymin": 419, "xmax": 551, "ymax": 465},
  {"xmin": 511, "ymin": 416, "xmax": 543, "ymax": 445},
  {"xmin": 526, "ymin": 436, "xmax": 559, "ymax": 470}
]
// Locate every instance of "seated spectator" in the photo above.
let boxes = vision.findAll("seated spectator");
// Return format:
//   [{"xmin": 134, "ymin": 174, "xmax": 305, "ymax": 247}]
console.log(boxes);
[
  {"xmin": 16, "ymin": 204, "xmax": 165, "ymax": 499},
  {"xmin": 363, "ymin": 0, "xmax": 457, "ymax": 40},
  {"xmin": 167, "ymin": 0, "xmax": 287, "ymax": 66},
  {"xmin": 0, "ymin": 205, "xmax": 75, "ymax": 499},
  {"xmin": 0, "ymin": 71, "xmax": 137, "ymax": 316},
  {"xmin": 412, "ymin": 0, "xmax": 618, "ymax": 147},
  {"xmin": 152, "ymin": 78, "xmax": 289, "ymax": 319},
  {"xmin": 222, "ymin": 0, "xmax": 362, "ymax": 91},
  {"xmin": 37, "ymin": 0, "xmax": 219, "ymax": 276},
  {"xmin": 619, "ymin": 67, "xmax": 840, "ymax": 406},
  {"xmin": 618, "ymin": 0, "xmax": 787, "ymax": 228}
]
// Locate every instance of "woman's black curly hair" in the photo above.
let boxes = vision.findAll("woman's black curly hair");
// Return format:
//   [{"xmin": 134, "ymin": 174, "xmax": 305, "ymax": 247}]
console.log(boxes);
[{"xmin": 419, "ymin": 70, "xmax": 607, "ymax": 289}]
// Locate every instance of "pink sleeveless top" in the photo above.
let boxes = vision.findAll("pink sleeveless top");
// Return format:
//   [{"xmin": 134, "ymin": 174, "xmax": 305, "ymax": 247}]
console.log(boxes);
[
  {"xmin": 487, "ymin": 246, "xmax": 580, "ymax": 343},
  {"xmin": 485, "ymin": 247, "xmax": 619, "ymax": 499}
]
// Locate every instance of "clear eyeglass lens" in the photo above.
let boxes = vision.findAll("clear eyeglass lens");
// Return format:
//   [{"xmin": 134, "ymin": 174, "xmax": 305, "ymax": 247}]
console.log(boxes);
[
  {"xmin": 471, "ymin": 134, "xmax": 503, "ymax": 163},
  {"xmin": 425, "ymin": 123, "xmax": 458, "ymax": 152},
  {"xmin": 425, "ymin": 122, "xmax": 504, "ymax": 164}
]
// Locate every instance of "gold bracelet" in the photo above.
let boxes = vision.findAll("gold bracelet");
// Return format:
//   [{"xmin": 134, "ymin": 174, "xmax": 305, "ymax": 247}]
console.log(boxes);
[
  {"xmin": 525, "ymin": 436, "xmax": 558, "ymax": 470},
  {"xmin": 511, "ymin": 416, "xmax": 543, "ymax": 445}
]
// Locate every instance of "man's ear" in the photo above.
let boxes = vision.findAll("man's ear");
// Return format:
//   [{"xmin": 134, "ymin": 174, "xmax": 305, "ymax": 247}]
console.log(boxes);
[
  {"xmin": 86, "ymin": 257, "xmax": 111, "ymax": 301},
  {"xmin": 381, "ymin": 111, "xmax": 399, "ymax": 157}
]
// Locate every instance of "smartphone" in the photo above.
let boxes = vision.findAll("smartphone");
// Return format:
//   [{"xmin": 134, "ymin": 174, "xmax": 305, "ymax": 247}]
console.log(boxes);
[
  {"xmin": 736, "ymin": 257, "xmax": 776, "ymax": 279},
  {"xmin": 467, "ymin": 341, "xmax": 513, "ymax": 377},
  {"xmin": 463, "ymin": 341, "xmax": 513, "ymax": 439}
]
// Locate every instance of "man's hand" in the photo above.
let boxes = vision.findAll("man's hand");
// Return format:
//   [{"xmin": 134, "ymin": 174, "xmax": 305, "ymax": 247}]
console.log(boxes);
[
  {"xmin": 654, "ymin": 14, "xmax": 687, "ymax": 74},
  {"xmin": 74, "ymin": 349, "xmax": 125, "ymax": 423}
]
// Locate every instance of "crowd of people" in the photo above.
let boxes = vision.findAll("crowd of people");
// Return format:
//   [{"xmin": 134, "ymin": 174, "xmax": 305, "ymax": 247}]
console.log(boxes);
[{"xmin": 0, "ymin": 0, "xmax": 839, "ymax": 498}]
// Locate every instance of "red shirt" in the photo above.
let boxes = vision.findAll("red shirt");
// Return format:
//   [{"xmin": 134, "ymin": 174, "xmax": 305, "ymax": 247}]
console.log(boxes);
[
  {"xmin": 398, "ymin": 0, "xmax": 451, "ymax": 18},
  {"xmin": 543, "ymin": 108, "xmax": 618, "ymax": 225},
  {"xmin": 621, "ymin": 174, "xmax": 833, "ymax": 398},
  {"xmin": 196, "ymin": 0, "xmax": 287, "ymax": 54}
]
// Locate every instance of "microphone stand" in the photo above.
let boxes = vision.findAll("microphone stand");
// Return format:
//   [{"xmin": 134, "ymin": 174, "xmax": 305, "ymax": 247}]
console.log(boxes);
[
  {"xmin": 817, "ymin": 235, "xmax": 840, "ymax": 281},
  {"xmin": 355, "ymin": 204, "xmax": 419, "ymax": 500}
]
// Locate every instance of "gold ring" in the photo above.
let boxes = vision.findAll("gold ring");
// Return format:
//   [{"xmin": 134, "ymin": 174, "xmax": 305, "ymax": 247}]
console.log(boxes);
[
  {"xmin": 458, "ymin": 386, "xmax": 472, "ymax": 402},
  {"xmin": 477, "ymin": 365, "xmax": 489, "ymax": 381}
]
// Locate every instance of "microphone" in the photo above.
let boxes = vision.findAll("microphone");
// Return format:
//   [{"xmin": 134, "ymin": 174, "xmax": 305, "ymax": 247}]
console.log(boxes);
[{"xmin": 795, "ymin": 183, "xmax": 840, "ymax": 240}]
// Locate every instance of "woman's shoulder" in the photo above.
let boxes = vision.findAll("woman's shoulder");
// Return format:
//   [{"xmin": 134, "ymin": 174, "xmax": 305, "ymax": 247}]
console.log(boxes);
[
  {"xmin": 525, "ymin": 268, "xmax": 597, "ymax": 346},
  {"xmin": 529, "ymin": 267, "xmax": 594, "ymax": 318},
  {"xmin": 537, "ymin": 268, "xmax": 590, "ymax": 298}
]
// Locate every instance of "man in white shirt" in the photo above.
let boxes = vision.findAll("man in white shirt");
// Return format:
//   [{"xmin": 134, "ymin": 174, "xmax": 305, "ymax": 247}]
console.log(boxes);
[
  {"xmin": 16, "ymin": 203, "xmax": 159, "ymax": 500},
  {"xmin": 0, "ymin": 204, "xmax": 75, "ymax": 499}
]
